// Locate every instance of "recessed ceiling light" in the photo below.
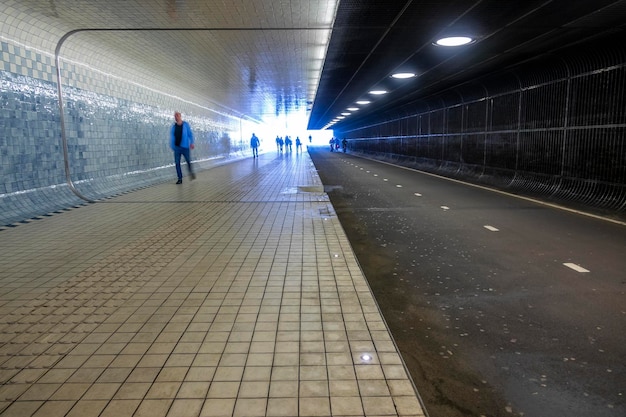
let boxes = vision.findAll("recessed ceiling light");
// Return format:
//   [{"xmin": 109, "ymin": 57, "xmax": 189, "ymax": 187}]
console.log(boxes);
[
  {"xmin": 356, "ymin": 100, "xmax": 371, "ymax": 105},
  {"xmin": 391, "ymin": 72, "xmax": 416, "ymax": 79},
  {"xmin": 369, "ymin": 90, "xmax": 387, "ymax": 95},
  {"xmin": 341, "ymin": 112, "xmax": 351, "ymax": 116},
  {"xmin": 435, "ymin": 36, "xmax": 474, "ymax": 46},
  {"xmin": 347, "ymin": 107, "xmax": 359, "ymax": 111}
]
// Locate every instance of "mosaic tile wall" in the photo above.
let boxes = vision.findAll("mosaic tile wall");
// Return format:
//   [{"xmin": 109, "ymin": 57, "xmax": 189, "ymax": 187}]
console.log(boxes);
[{"xmin": 1, "ymin": 39, "xmax": 253, "ymax": 227}]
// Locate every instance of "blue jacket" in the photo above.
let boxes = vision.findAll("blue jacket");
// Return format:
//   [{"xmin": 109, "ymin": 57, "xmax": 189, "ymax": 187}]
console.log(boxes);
[{"xmin": 170, "ymin": 121, "xmax": 195, "ymax": 149}]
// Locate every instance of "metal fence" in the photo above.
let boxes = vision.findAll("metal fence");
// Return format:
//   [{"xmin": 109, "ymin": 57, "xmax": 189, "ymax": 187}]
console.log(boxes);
[{"xmin": 340, "ymin": 43, "xmax": 626, "ymax": 215}]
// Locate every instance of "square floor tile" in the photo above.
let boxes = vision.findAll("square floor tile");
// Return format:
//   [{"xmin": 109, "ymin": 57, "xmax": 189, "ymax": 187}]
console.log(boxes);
[
  {"xmin": 329, "ymin": 380, "xmax": 359, "ymax": 397},
  {"xmin": 362, "ymin": 396, "xmax": 397, "ymax": 415},
  {"xmin": 330, "ymin": 396, "xmax": 364, "ymax": 416},
  {"xmin": 207, "ymin": 381, "xmax": 240, "ymax": 398},
  {"xmin": 300, "ymin": 380, "xmax": 329, "ymax": 397},
  {"xmin": 177, "ymin": 381, "xmax": 210, "ymax": 398},
  {"xmin": 239, "ymin": 381, "xmax": 270, "ymax": 398},
  {"xmin": 113, "ymin": 382, "xmax": 151, "ymax": 400},
  {"xmin": 31, "ymin": 400, "xmax": 75, "ymax": 417},
  {"xmin": 299, "ymin": 397, "xmax": 330, "ymax": 416},
  {"xmin": 268, "ymin": 381, "xmax": 298, "ymax": 398},
  {"xmin": 393, "ymin": 395, "xmax": 425, "ymax": 416},
  {"xmin": 168, "ymin": 399, "xmax": 204, "ymax": 417},
  {"xmin": 99, "ymin": 399, "xmax": 141, "ymax": 417},
  {"xmin": 233, "ymin": 398, "xmax": 267, "ymax": 417},
  {"xmin": 65, "ymin": 400, "xmax": 108, "ymax": 417},
  {"xmin": 133, "ymin": 399, "xmax": 172, "ymax": 417},
  {"xmin": 185, "ymin": 367, "xmax": 216, "ymax": 382},
  {"xmin": 200, "ymin": 398, "xmax": 235, "ymax": 417},
  {"xmin": 267, "ymin": 397, "xmax": 298, "ymax": 416}
]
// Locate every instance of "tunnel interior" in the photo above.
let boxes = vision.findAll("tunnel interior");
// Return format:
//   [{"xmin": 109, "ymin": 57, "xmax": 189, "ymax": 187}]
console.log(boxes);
[{"xmin": 1, "ymin": 0, "xmax": 625, "ymax": 225}]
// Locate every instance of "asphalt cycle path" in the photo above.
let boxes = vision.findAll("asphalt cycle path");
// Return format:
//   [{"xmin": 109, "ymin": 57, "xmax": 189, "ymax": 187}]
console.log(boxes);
[{"xmin": 308, "ymin": 146, "xmax": 626, "ymax": 417}]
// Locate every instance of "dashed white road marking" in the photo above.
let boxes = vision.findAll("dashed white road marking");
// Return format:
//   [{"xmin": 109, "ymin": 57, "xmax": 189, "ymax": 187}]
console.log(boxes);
[
  {"xmin": 441, "ymin": 206, "xmax": 450, "ymax": 210},
  {"xmin": 484, "ymin": 225, "xmax": 499, "ymax": 232},
  {"xmin": 383, "ymin": 178, "xmax": 389, "ymax": 181},
  {"xmin": 396, "ymin": 185, "xmax": 403, "ymax": 188},
  {"xmin": 564, "ymin": 263, "xmax": 590, "ymax": 273},
  {"xmin": 355, "ymin": 153, "xmax": 626, "ymax": 227},
  {"xmin": 414, "ymin": 193, "xmax": 422, "ymax": 197}
]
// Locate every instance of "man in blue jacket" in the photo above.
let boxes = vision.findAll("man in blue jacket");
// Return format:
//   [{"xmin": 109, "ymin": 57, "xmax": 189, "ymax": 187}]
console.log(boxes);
[
  {"xmin": 170, "ymin": 111, "xmax": 196, "ymax": 184},
  {"xmin": 250, "ymin": 133, "xmax": 260, "ymax": 157}
]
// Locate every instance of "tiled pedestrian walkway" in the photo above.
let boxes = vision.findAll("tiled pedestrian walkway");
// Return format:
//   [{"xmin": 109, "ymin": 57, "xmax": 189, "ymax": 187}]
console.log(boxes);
[{"xmin": 0, "ymin": 151, "xmax": 425, "ymax": 417}]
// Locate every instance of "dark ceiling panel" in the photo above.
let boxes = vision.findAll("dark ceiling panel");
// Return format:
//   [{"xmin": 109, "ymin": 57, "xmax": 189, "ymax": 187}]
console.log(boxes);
[{"xmin": 309, "ymin": 0, "xmax": 626, "ymax": 130}]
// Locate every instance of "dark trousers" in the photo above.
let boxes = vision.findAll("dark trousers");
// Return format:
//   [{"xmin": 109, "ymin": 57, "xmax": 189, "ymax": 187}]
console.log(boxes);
[{"xmin": 173, "ymin": 146, "xmax": 193, "ymax": 179}]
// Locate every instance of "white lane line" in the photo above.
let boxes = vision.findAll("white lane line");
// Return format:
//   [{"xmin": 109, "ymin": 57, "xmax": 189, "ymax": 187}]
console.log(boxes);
[
  {"xmin": 441, "ymin": 206, "xmax": 450, "ymax": 210},
  {"xmin": 396, "ymin": 185, "xmax": 403, "ymax": 188},
  {"xmin": 414, "ymin": 193, "xmax": 422, "ymax": 197},
  {"xmin": 373, "ymin": 174, "xmax": 378, "ymax": 177},
  {"xmin": 563, "ymin": 263, "xmax": 590, "ymax": 273},
  {"xmin": 383, "ymin": 178, "xmax": 389, "ymax": 181},
  {"xmin": 356, "ymin": 153, "xmax": 626, "ymax": 227},
  {"xmin": 484, "ymin": 225, "xmax": 499, "ymax": 232}
]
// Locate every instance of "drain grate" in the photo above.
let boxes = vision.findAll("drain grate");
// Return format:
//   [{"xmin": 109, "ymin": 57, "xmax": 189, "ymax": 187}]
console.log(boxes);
[{"xmin": 319, "ymin": 207, "xmax": 333, "ymax": 217}]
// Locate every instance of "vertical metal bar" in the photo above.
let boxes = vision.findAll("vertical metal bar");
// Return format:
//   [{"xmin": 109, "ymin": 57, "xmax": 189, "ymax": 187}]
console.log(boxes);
[
  {"xmin": 55, "ymin": 30, "xmax": 96, "ymax": 203},
  {"xmin": 560, "ymin": 63, "xmax": 571, "ymax": 179},
  {"xmin": 484, "ymin": 96, "xmax": 491, "ymax": 175},
  {"xmin": 515, "ymin": 74, "xmax": 523, "ymax": 181}
]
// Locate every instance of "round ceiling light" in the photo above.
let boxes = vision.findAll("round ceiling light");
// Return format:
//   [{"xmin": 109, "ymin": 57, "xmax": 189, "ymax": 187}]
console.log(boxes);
[
  {"xmin": 391, "ymin": 72, "xmax": 416, "ymax": 79},
  {"xmin": 356, "ymin": 100, "xmax": 371, "ymax": 105},
  {"xmin": 369, "ymin": 90, "xmax": 388, "ymax": 95},
  {"xmin": 435, "ymin": 36, "xmax": 474, "ymax": 46}
]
